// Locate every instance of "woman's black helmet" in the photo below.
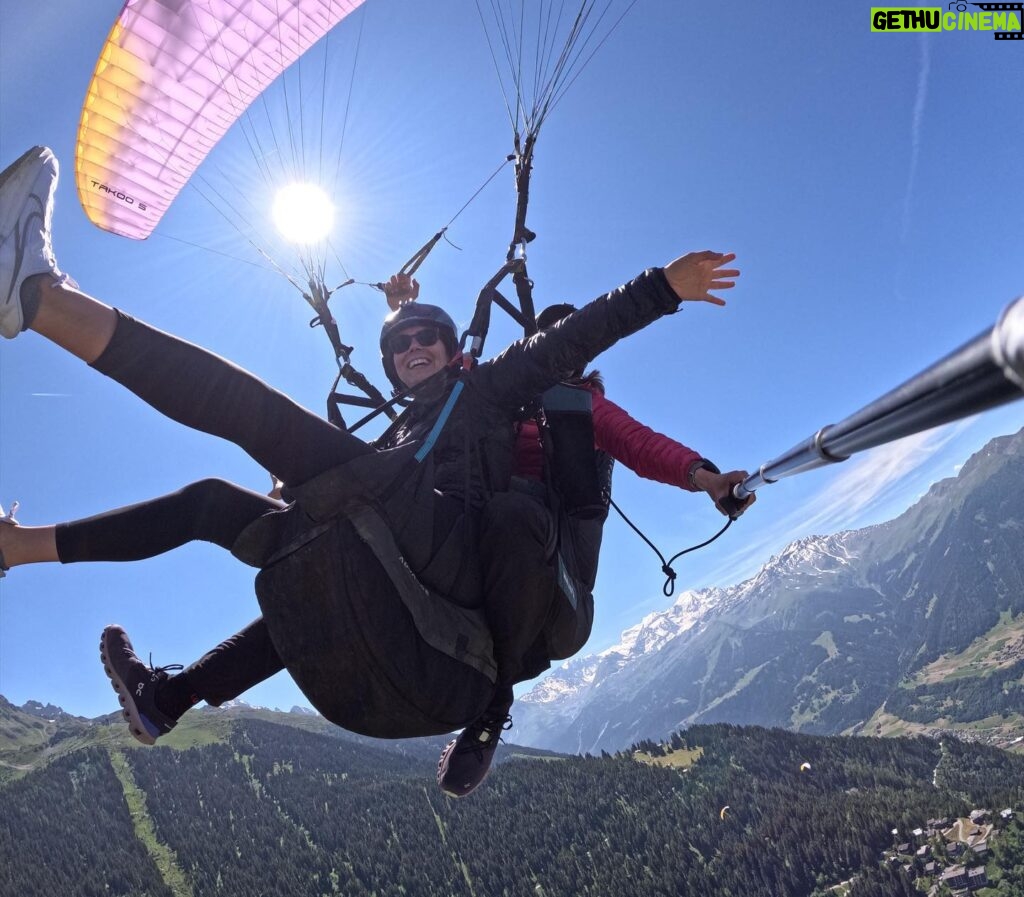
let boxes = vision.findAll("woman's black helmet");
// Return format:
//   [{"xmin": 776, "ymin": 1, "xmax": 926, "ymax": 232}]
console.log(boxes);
[
  {"xmin": 379, "ymin": 302, "xmax": 459, "ymax": 389},
  {"xmin": 536, "ymin": 302, "xmax": 576, "ymax": 331}
]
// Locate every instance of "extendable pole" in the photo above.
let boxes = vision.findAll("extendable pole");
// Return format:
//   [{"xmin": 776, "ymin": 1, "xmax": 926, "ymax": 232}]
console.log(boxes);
[{"xmin": 730, "ymin": 296, "xmax": 1024, "ymax": 508}]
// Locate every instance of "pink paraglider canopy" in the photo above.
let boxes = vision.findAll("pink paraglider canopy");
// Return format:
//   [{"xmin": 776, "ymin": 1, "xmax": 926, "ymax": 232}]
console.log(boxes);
[{"xmin": 76, "ymin": 0, "xmax": 365, "ymax": 240}]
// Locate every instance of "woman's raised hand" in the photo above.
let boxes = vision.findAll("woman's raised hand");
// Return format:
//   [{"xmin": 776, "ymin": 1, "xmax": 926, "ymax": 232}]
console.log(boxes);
[
  {"xmin": 383, "ymin": 274, "xmax": 420, "ymax": 311},
  {"xmin": 663, "ymin": 251, "xmax": 739, "ymax": 306}
]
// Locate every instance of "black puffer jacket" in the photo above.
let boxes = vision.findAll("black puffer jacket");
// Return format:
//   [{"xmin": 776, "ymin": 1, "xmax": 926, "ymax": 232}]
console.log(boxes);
[
  {"xmin": 377, "ymin": 267, "xmax": 682, "ymax": 506},
  {"xmin": 234, "ymin": 267, "xmax": 682, "ymax": 738}
]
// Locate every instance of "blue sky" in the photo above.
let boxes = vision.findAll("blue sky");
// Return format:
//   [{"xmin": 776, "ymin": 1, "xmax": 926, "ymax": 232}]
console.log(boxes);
[{"xmin": 1, "ymin": 0, "xmax": 1022, "ymax": 720}]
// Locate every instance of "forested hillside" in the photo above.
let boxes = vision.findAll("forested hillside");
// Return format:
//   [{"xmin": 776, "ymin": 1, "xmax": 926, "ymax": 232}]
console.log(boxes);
[{"xmin": 2, "ymin": 717, "xmax": 1022, "ymax": 896}]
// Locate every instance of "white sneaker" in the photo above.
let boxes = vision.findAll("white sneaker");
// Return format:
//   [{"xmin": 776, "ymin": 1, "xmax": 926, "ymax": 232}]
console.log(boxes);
[
  {"xmin": 0, "ymin": 500, "xmax": 18, "ymax": 579},
  {"xmin": 0, "ymin": 146, "xmax": 63, "ymax": 339}
]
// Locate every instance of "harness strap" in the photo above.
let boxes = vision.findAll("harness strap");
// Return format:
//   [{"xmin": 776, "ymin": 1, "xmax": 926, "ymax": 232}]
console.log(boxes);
[
  {"xmin": 458, "ymin": 136, "xmax": 540, "ymax": 361},
  {"xmin": 398, "ymin": 229, "xmax": 446, "ymax": 279},
  {"xmin": 414, "ymin": 380, "xmax": 466, "ymax": 463},
  {"xmin": 302, "ymin": 276, "xmax": 397, "ymax": 428},
  {"xmin": 347, "ymin": 504, "xmax": 497, "ymax": 681}
]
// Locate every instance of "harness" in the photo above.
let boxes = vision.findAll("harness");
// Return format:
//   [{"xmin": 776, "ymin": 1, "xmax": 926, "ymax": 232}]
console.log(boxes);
[{"xmin": 310, "ymin": 112, "xmax": 732, "ymax": 596}]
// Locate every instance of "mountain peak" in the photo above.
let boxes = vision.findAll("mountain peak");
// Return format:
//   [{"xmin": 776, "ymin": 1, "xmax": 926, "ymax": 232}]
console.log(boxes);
[
  {"xmin": 769, "ymin": 531, "xmax": 855, "ymax": 574},
  {"xmin": 515, "ymin": 428, "xmax": 1024, "ymax": 753},
  {"xmin": 19, "ymin": 700, "xmax": 79, "ymax": 722},
  {"xmin": 523, "ymin": 532, "xmax": 862, "ymax": 714}
]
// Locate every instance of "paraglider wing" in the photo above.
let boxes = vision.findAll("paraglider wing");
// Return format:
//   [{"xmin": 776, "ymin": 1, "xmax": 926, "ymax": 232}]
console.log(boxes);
[
  {"xmin": 719, "ymin": 805, "xmax": 730, "ymax": 820},
  {"xmin": 76, "ymin": 0, "xmax": 365, "ymax": 240}
]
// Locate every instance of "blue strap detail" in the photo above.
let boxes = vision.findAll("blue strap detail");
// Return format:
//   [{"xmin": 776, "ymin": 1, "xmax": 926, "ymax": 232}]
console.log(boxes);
[{"xmin": 415, "ymin": 381, "xmax": 465, "ymax": 463}]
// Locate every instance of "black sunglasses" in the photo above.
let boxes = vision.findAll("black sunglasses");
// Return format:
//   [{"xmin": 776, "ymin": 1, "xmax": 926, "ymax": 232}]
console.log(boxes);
[{"xmin": 388, "ymin": 326, "xmax": 441, "ymax": 355}]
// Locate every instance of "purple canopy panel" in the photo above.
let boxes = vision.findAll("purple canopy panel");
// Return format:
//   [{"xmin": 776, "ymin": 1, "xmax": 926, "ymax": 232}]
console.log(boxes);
[{"xmin": 76, "ymin": 0, "xmax": 365, "ymax": 240}]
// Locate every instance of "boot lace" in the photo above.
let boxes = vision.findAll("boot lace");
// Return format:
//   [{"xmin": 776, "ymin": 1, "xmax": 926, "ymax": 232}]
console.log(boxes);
[
  {"xmin": 455, "ymin": 713, "xmax": 513, "ymax": 757},
  {"xmin": 147, "ymin": 654, "xmax": 184, "ymax": 678}
]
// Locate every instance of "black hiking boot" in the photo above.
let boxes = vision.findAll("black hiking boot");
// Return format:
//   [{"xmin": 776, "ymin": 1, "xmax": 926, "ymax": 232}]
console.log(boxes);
[
  {"xmin": 436, "ymin": 696, "xmax": 513, "ymax": 798},
  {"xmin": 99, "ymin": 625, "xmax": 181, "ymax": 745}
]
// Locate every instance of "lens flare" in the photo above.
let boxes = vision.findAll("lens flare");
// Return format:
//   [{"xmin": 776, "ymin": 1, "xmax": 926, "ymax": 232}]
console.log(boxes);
[{"xmin": 272, "ymin": 183, "xmax": 334, "ymax": 244}]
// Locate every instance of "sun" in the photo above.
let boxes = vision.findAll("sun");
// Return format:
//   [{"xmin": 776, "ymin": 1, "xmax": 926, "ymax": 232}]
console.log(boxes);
[{"xmin": 272, "ymin": 183, "xmax": 334, "ymax": 244}]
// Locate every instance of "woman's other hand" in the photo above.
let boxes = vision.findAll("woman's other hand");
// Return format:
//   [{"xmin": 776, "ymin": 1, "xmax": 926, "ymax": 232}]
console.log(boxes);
[{"xmin": 663, "ymin": 251, "xmax": 739, "ymax": 306}]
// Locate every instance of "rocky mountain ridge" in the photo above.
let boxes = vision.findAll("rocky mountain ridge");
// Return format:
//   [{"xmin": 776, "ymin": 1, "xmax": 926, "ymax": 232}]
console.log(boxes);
[{"xmin": 515, "ymin": 429, "xmax": 1024, "ymax": 753}]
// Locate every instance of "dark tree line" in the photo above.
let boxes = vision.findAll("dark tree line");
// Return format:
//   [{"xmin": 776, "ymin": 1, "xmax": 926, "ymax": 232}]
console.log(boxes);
[
  {"xmin": 884, "ymin": 659, "xmax": 1024, "ymax": 723},
  {"xmin": 2, "ymin": 720, "xmax": 1022, "ymax": 897},
  {"xmin": 0, "ymin": 748, "xmax": 173, "ymax": 897}
]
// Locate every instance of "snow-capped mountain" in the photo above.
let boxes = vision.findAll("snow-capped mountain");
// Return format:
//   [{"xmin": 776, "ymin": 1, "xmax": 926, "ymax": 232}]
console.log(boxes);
[{"xmin": 514, "ymin": 429, "xmax": 1024, "ymax": 754}]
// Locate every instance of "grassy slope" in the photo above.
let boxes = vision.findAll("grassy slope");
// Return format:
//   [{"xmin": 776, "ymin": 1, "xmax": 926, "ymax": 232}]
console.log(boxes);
[{"xmin": 857, "ymin": 612, "xmax": 1024, "ymax": 750}]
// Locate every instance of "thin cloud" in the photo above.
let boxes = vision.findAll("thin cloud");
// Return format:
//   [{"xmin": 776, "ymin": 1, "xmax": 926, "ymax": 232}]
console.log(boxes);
[
  {"xmin": 700, "ymin": 421, "xmax": 966, "ymax": 587},
  {"xmin": 901, "ymin": 36, "xmax": 930, "ymax": 242},
  {"xmin": 800, "ymin": 423, "xmax": 964, "ymax": 527},
  {"xmin": 593, "ymin": 427, "xmax": 963, "ymax": 654}
]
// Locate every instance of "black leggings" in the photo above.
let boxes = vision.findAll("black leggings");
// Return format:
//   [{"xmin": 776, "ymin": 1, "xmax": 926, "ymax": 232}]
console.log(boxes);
[
  {"xmin": 55, "ymin": 478, "xmax": 286, "ymax": 706},
  {"xmin": 70, "ymin": 312, "xmax": 380, "ymax": 707},
  {"xmin": 58, "ymin": 480, "xmax": 566, "ymax": 706},
  {"xmin": 72, "ymin": 313, "xmax": 560, "ymax": 713},
  {"xmin": 91, "ymin": 311, "xmax": 373, "ymax": 485},
  {"xmin": 56, "ymin": 479, "xmax": 279, "ymax": 562}
]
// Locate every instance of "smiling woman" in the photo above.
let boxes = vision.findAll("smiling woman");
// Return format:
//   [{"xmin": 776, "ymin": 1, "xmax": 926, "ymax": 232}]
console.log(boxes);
[{"xmin": 379, "ymin": 302, "xmax": 460, "ymax": 391}]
